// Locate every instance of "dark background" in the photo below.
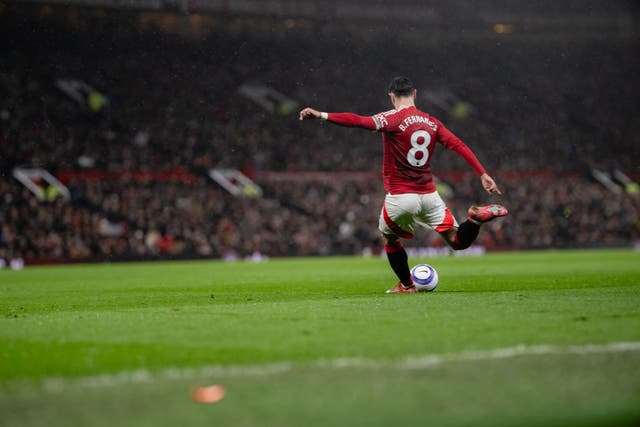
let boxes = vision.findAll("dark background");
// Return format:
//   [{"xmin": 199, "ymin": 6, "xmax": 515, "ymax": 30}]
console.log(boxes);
[{"xmin": 0, "ymin": 0, "xmax": 638, "ymax": 263}]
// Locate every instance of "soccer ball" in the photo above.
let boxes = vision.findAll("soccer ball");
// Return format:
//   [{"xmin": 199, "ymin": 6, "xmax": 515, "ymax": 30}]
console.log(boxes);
[{"xmin": 410, "ymin": 264, "xmax": 439, "ymax": 292}]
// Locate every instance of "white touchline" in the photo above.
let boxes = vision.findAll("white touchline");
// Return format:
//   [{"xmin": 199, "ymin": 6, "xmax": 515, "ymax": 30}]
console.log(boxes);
[{"xmin": 12, "ymin": 341, "xmax": 640, "ymax": 393}]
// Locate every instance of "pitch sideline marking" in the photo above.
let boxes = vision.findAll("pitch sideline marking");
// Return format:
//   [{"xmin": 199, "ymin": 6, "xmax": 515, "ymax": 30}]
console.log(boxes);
[{"xmin": 13, "ymin": 341, "xmax": 640, "ymax": 393}]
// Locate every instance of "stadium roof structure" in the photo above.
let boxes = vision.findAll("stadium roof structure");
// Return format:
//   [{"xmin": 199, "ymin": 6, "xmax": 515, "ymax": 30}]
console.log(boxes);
[
  {"xmin": 4, "ymin": 0, "xmax": 639, "ymax": 41},
  {"xmin": 7, "ymin": 0, "xmax": 639, "ymax": 21}
]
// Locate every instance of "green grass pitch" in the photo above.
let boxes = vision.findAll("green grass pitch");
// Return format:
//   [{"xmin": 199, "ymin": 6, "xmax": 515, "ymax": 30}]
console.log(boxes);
[{"xmin": 1, "ymin": 249, "xmax": 639, "ymax": 427}]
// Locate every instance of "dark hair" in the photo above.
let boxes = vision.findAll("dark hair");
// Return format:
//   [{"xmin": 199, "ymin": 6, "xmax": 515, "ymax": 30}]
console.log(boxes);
[{"xmin": 388, "ymin": 76, "xmax": 414, "ymax": 97}]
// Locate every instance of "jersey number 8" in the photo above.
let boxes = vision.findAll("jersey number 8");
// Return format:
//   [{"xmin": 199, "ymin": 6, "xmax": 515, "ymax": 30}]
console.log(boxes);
[{"xmin": 407, "ymin": 130, "xmax": 431, "ymax": 167}]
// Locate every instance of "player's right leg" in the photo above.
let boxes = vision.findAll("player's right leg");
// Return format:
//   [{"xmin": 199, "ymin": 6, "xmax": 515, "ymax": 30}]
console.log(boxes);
[
  {"xmin": 439, "ymin": 223, "xmax": 478, "ymax": 250},
  {"xmin": 467, "ymin": 204, "xmax": 508, "ymax": 224},
  {"xmin": 439, "ymin": 204, "xmax": 508, "ymax": 250}
]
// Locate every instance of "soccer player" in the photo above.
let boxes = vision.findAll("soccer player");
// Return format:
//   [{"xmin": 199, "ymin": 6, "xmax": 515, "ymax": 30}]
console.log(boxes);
[{"xmin": 299, "ymin": 76, "xmax": 508, "ymax": 293}]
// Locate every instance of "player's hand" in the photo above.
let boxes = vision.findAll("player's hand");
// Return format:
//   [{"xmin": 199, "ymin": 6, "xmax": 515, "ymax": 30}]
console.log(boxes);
[
  {"xmin": 481, "ymin": 173, "xmax": 502, "ymax": 195},
  {"xmin": 299, "ymin": 107, "xmax": 322, "ymax": 120}
]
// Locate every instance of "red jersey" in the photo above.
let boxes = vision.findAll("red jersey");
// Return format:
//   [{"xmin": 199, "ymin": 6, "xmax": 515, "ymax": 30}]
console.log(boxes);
[{"xmin": 326, "ymin": 106, "xmax": 486, "ymax": 194}]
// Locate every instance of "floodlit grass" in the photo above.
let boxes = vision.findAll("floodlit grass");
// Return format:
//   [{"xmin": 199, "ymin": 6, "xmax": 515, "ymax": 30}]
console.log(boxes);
[{"xmin": 1, "ymin": 249, "xmax": 639, "ymax": 427}]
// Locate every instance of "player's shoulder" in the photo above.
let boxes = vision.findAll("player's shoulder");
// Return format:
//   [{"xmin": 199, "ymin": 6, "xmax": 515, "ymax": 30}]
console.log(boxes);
[
  {"xmin": 373, "ymin": 106, "xmax": 443, "ymax": 130},
  {"xmin": 373, "ymin": 107, "xmax": 414, "ymax": 124},
  {"xmin": 372, "ymin": 108, "xmax": 399, "ymax": 129},
  {"xmin": 373, "ymin": 108, "xmax": 398, "ymax": 121},
  {"xmin": 377, "ymin": 108, "xmax": 398, "ymax": 117}
]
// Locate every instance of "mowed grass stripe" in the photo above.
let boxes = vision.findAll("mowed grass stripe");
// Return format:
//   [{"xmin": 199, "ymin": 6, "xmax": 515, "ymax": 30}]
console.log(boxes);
[
  {"xmin": 2, "ymin": 343, "xmax": 639, "ymax": 427},
  {"xmin": 2, "ymin": 340, "xmax": 636, "ymax": 394},
  {"xmin": 2, "ymin": 286, "xmax": 639, "ymax": 379}
]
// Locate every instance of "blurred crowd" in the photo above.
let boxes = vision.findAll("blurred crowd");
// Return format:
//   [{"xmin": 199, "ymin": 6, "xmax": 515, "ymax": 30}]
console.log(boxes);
[{"xmin": 1, "ymin": 11, "xmax": 638, "ymax": 264}]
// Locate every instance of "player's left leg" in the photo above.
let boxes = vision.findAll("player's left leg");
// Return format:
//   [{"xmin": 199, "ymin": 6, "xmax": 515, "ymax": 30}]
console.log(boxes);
[
  {"xmin": 382, "ymin": 234, "xmax": 416, "ymax": 293},
  {"xmin": 379, "ymin": 194, "xmax": 418, "ymax": 293}
]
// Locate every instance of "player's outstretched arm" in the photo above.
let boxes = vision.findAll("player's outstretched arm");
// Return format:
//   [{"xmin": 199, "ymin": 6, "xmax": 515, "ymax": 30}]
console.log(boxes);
[
  {"xmin": 299, "ymin": 107, "xmax": 322, "ymax": 120},
  {"xmin": 299, "ymin": 107, "xmax": 377, "ymax": 130},
  {"xmin": 481, "ymin": 173, "xmax": 502, "ymax": 195}
]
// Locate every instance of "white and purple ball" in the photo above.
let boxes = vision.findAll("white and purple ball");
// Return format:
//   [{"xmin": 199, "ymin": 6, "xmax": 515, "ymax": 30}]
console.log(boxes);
[{"xmin": 410, "ymin": 264, "xmax": 439, "ymax": 292}]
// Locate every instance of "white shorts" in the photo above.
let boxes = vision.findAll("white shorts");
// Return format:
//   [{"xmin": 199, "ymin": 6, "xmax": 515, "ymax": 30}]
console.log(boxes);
[{"xmin": 378, "ymin": 192, "xmax": 458, "ymax": 239}]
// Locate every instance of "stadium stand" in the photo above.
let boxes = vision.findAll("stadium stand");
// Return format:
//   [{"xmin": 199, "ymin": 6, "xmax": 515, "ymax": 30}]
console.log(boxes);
[{"xmin": 0, "ymin": 4, "xmax": 638, "ymax": 264}]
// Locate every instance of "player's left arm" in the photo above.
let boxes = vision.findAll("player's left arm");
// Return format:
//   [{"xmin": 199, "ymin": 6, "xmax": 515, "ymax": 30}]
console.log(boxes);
[
  {"xmin": 437, "ymin": 123, "xmax": 502, "ymax": 195},
  {"xmin": 299, "ymin": 107, "xmax": 377, "ymax": 130}
]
